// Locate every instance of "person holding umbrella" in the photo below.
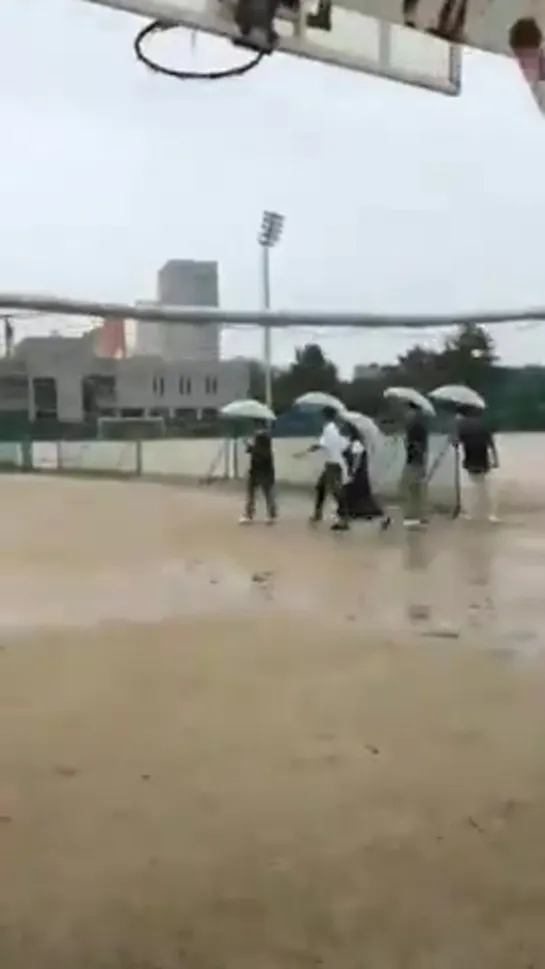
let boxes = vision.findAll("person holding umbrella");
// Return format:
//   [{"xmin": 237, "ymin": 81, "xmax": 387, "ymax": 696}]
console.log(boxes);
[
  {"xmin": 239, "ymin": 419, "xmax": 277, "ymax": 525},
  {"xmin": 455, "ymin": 405, "xmax": 499, "ymax": 523},
  {"xmin": 428, "ymin": 385, "xmax": 499, "ymax": 524},
  {"xmin": 384, "ymin": 388, "xmax": 433, "ymax": 529},
  {"xmin": 341, "ymin": 417, "xmax": 391, "ymax": 529},
  {"xmin": 401, "ymin": 400, "xmax": 430, "ymax": 528},
  {"xmin": 308, "ymin": 405, "xmax": 351, "ymax": 531},
  {"xmin": 219, "ymin": 399, "xmax": 277, "ymax": 526}
]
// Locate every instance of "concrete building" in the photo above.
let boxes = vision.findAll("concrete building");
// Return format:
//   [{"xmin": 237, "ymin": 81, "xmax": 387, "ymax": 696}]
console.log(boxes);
[
  {"xmin": 134, "ymin": 260, "xmax": 221, "ymax": 361},
  {"xmin": 352, "ymin": 364, "xmax": 386, "ymax": 381},
  {"xmin": 0, "ymin": 335, "xmax": 248, "ymax": 423}
]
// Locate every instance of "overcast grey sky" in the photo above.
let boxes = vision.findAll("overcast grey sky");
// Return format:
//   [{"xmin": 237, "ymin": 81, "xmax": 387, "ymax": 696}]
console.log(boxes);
[{"xmin": 2, "ymin": 0, "xmax": 545, "ymax": 374}]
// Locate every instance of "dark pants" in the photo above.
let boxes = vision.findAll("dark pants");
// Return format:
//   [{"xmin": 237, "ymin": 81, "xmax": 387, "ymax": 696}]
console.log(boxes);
[
  {"xmin": 313, "ymin": 463, "xmax": 348, "ymax": 523},
  {"xmin": 245, "ymin": 473, "xmax": 276, "ymax": 520},
  {"xmin": 400, "ymin": 463, "xmax": 427, "ymax": 521},
  {"xmin": 344, "ymin": 451, "xmax": 384, "ymax": 520}
]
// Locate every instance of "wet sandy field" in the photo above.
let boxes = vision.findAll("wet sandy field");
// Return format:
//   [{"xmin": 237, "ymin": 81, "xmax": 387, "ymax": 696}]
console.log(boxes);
[{"xmin": 2, "ymin": 474, "xmax": 545, "ymax": 969}]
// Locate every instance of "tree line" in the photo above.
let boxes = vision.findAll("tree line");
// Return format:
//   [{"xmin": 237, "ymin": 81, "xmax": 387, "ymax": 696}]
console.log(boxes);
[{"xmin": 248, "ymin": 323, "xmax": 545, "ymax": 431}]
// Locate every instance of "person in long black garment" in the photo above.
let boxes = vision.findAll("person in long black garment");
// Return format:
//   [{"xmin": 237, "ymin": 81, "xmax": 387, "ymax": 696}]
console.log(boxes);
[
  {"xmin": 341, "ymin": 422, "xmax": 392, "ymax": 529},
  {"xmin": 343, "ymin": 423, "xmax": 383, "ymax": 520}
]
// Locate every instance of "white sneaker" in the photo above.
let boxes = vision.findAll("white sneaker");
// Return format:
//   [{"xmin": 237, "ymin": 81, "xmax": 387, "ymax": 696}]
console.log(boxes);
[
  {"xmin": 487, "ymin": 514, "xmax": 500, "ymax": 524},
  {"xmin": 239, "ymin": 516, "xmax": 253, "ymax": 525},
  {"xmin": 403, "ymin": 519, "xmax": 421, "ymax": 529}
]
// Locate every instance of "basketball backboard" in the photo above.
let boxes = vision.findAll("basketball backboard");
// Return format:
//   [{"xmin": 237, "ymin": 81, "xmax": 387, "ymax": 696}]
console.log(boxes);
[
  {"xmin": 336, "ymin": 0, "xmax": 545, "ymax": 109},
  {"xmin": 85, "ymin": 0, "xmax": 461, "ymax": 95}
]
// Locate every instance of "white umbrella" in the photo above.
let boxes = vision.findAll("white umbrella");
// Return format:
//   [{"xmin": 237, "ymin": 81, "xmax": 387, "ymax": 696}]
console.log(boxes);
[
  {"xmin": 384, "ymin": 386, "xmax": 436, "ymax": 416},
  {"xmin": 429, "ymin": 384, "xmax": 486, "ymax": 410},
  {"xmin": 294, "ymin": 391, "xmax": 345, "ymax": 412},
  {"xmin": 220, "ymin": 399, "xmax": 275, "ymax": 421},
  {"xmin": 342, "ymin": 410, "xmax": 382, "ymax": 442}
]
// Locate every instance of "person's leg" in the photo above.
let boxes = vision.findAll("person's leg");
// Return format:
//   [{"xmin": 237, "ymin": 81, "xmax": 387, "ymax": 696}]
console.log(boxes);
[
  {"xmin": 263, "ymin": 477, "xmax": 277, "ymax": 523},
  {"xmin": 241, "ymin": 474, "xmax": 257, "ymax": 522},
  {"xmin": 331, "ymin": 466, "xmax": 350, "ymax": 530},
  {"xmin": 402, "ymin": 465, "xmax": 423, "ymax": 525},
  {"xmin": 474, "ymin": 471, "xmax": 498, "ymax": 522},
  {"xmin": 468, "ymin": 472, "xmax": 486, "ymax": 521},
  {"xmin": 482, "ymin": 471, "xmax": 499, "ymax": 521},
  {"xmin": 311, "ymin": 468, "xmax": 327, "ymax": 522},
  {"xmin": 416, "ymin": 466, "xmax": 428, "ymax": 523}
]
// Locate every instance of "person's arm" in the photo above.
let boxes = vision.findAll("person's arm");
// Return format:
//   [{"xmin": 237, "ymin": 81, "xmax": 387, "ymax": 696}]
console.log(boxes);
[
  {"xmin": 349, "ymin": 441, "xmax": 364, "ymax": 476},
  {"xmin": 451, "ymin": 417, "xmax": 462, "ymax": 447},
  {"xmin": 293, "ymin": 436, "xmax": 322, "ymax": 459},
  {"xmin": 305, "ymin": 428, "xmax": 329, "ymax": 454}
]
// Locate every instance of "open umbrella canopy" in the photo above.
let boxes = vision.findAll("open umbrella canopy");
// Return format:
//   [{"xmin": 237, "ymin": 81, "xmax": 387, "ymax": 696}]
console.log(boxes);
[
  {"xmin": 429, "ymin": 384, "xmax": 486, "ymax": 410},
  {"xmin": 294, "ymin": 391, "xmax": 345, "ymax": 412},
  {"xmin": 342, "ymin": 410, "xmax": 382, "ymax": 442},
  {"xmin": 384, "ymin": 386, "xmax": 436, "ymax": 416},
  {"xmin": 220, "ymin": 399, "xmax": 276, "ymax": 421}
]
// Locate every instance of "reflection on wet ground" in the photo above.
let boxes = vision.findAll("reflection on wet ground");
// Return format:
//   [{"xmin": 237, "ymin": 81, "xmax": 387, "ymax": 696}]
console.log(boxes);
[
  {"xmin": 399, "ymin": 521, "xmax": 545, "ymax": 656},
  {"xmin": 1, "ymin": 471, "xmax": 545, "ymax": 659},
  {"xmin": 6, "ymin": 474, "xmax": 545, "ymax": 969}
]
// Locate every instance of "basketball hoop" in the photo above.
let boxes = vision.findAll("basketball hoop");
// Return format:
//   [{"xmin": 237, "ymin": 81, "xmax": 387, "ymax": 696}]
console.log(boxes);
[{"xmin": 133, "ymin": 18, "xmax": 265, "ymax": 80}]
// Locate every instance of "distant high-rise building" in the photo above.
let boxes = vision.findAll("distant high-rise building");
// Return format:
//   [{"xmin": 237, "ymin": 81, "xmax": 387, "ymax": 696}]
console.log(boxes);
[{"xmin": 135, "ymin": 260, "xmax": 220, "ymax": 361}]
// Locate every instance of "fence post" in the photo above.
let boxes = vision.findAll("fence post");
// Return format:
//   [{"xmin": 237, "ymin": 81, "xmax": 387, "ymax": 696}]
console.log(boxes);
[
  {"xmin": 20, "ymin": 437, "xmax": 32, "ymax": 471},
  {"xmin": 136, "ymin": 440, "xmax": 143, "ymax": 477}
]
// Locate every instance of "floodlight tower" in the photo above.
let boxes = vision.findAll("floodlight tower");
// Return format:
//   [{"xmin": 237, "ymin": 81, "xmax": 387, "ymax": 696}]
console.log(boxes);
[{"xmin": 257, "ymin": 210, "xmax": 284, "ymax": 409}]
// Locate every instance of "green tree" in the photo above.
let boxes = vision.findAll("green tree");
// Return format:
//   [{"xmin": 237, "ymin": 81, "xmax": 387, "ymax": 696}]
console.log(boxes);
[
  {"xmin": 439, "ymin": 323, "xmax": 497, "ymax": 392},
  {"xmin": 396, "ymin": 344, "xmax": 444, "ymax": 391},
  {"xmin": 272, "ymin": 343, "xmax": 339, "ymax": 410}
]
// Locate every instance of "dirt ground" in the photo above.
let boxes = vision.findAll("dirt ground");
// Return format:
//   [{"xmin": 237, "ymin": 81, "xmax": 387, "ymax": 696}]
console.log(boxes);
[{"xmin": 2, "ymin": 475, "xmax": 545, "ymax": 969}]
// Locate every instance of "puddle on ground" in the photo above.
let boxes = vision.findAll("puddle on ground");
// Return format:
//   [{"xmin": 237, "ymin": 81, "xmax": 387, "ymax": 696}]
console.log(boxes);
[
  {"xmin": 1, "ymin": 523, "xmax": 545, "ymax": 660},
  {"xmin": 0, "ymin": 558, "xmax": 322, "ymax": 636}
]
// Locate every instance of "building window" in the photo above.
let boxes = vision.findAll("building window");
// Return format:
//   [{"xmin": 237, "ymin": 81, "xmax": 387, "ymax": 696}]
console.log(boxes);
[
  {"xmin": 153, "ymin": 375, "xmax": 165, "ymax": 396},
  {"xmin": 82, "ymin": 374, "xmax": 116, "ymax": 416},
  {"xmin": 120, "ymin": 408, "xmax": 144, "ymax": 418},
  {"xmin": 205, "ymin": 376, "xmax": 218, "ymax": 395},
  {"xmin": 178, "ymin": 377, "xmax": 192, "ymax": 396},
  {"xmin": 32, "ymin": 377, "xmax": 58, "ymax": 418}
]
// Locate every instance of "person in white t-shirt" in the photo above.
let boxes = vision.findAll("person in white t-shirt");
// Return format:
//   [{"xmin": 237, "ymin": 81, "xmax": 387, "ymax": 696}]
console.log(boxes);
[{"xmin": 308, "ymin": 406, "xmax": 350, "ymax": 530}]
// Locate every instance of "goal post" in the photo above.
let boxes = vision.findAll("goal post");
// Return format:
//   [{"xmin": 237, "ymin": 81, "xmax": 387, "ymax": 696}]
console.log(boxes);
[{"xmin": 97, "ymin": 415, "xmax": 167, "ymax": 440}]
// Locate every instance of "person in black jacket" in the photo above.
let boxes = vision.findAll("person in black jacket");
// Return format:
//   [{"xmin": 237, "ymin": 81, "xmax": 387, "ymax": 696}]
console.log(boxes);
[{"xmin": 239, "ymin": 420, "xmax": 277, "ymax": 525}]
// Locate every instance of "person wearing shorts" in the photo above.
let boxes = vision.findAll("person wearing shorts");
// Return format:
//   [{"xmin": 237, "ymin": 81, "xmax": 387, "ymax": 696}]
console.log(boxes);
[
  {"xmin": 400, "ymin": 401, "xmax": 429, "ymax": 527},
  {"xmin": 239, "ymin": 420, "xmax": 277, "ymax": 525},
  {"xmin": 455, "ymin": 407, "xmax": 499, "ymax": 522}
]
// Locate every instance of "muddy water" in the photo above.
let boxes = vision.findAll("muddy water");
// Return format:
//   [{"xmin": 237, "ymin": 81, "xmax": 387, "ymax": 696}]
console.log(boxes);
[
  {"xmin": 0, "ymin": 473, "xmax": 545, "ymax": 655},
  {"xmin": 478, "ymin": 432, "xmax": 545, "ymax": 511},
  {"xmin": 2, "ymin": 475, "xmax": 545, "ymax": 969}
]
